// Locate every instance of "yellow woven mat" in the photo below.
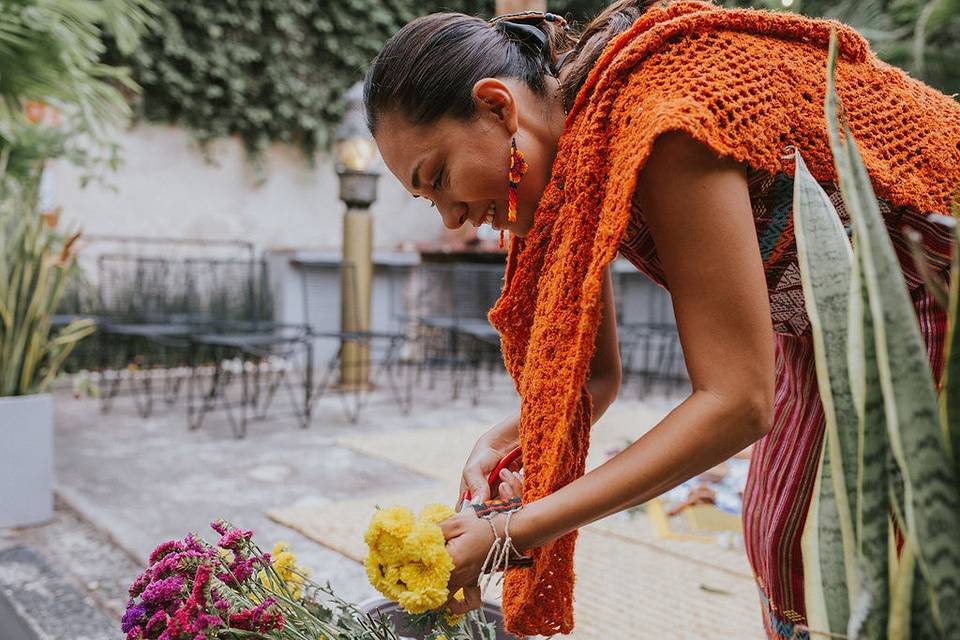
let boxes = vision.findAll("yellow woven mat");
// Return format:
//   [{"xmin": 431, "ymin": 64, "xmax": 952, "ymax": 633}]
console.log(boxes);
[
  {"xmin": 267, "ymin": 486, "xmax": 761, "ymax": 639},
  {"xmin": 330, "ymin": 405, "xmax": 751, "ymax": 575},
  {"xmin": 268, "ymin": 404, "xmax": 761, "ymax": 638}
]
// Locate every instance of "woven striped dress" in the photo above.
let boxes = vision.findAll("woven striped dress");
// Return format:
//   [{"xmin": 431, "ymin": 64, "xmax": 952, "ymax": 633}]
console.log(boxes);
[{"xmin": 617, "ymin": 165, "xmax": 954, "ymax": 639}]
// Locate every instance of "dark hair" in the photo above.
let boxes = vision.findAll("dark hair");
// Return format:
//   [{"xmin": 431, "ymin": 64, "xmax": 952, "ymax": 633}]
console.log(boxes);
[{"xmin": 363, "ymin": 1, "xmax": 665, "ymax": 135}]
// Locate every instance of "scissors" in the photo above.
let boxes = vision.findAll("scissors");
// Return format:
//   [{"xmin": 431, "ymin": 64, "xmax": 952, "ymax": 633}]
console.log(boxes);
[{"xmin": 458, "ymin": 446, "xmax": 523, "ymax": 512}]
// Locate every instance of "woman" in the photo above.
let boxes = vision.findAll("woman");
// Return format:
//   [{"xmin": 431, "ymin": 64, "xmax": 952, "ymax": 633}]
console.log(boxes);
[{"xmin": 363, "ymin": 1, "xmax": 960, "ymax": 637}]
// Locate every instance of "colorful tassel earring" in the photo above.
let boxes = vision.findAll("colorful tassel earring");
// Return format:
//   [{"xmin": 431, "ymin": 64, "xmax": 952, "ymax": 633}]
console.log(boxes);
[{"xmin": 508, "ymin": 137, "xmax": 528, "ymax": 224}]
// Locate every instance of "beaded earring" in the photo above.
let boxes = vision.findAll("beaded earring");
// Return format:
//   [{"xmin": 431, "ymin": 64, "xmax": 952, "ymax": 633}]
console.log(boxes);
[{"xmin": 508, "ymin": 137, "xmax": 528, "ymax": 224}]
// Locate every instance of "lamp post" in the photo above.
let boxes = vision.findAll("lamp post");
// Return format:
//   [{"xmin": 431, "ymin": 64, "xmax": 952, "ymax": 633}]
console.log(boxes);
[{"xmin": 334, "ymin": 82, "xmax": 379, "ymax": 388}]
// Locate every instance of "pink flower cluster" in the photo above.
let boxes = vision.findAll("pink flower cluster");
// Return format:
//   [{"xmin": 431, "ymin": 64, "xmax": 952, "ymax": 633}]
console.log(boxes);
[{"xmin": 122, "ymin": 523, "xmax": 284, "ymax": 640}]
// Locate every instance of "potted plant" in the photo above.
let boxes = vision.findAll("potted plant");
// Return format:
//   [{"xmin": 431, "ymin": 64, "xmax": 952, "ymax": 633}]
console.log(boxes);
[
  {"xmin": 0, "ymin": 170, "xmax": 94, "ymax": 528},
  {"xmin": 0, "ymin": 0, "xmax": 154, "ymax": 528}
]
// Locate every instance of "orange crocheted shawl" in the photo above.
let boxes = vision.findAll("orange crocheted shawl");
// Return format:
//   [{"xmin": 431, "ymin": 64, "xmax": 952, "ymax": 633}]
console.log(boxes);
[{"xmin": 488, "ymin": 1, "xmax": 960, "ymax": 636}]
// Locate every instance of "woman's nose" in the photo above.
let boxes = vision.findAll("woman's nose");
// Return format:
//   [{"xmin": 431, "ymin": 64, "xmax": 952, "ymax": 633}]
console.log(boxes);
[{"xmin": 438, "ymin": 201, "xmax": 469, "ymax": 230}]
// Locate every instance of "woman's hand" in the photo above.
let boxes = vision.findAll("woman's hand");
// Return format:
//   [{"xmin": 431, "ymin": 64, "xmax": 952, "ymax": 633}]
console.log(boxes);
[
  {"xmin": 456, "ymin": 418, "xmax": 520, "ymax": 509},
  {"xmin": 438, "ymin": 510, "xmax": 506, "ymax": 614}
]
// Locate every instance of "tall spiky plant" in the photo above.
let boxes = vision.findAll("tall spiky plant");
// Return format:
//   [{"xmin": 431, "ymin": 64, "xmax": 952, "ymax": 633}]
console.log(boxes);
[
  {"xmin": 0, "ymin": 0, "xmax": 155, "ymax": 395},
  {"xmin": 0, "ymin": 169, "xmax": 95, "ymax": 396},
  {"xmin": 796, "ymin": 31, "xmax": 960, "ymax": 640}
]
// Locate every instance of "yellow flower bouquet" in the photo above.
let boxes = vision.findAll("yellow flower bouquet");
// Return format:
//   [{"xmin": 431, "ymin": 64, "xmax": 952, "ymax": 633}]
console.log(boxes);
[{"xmin": 364, "ymin": 503, "xmax": 459, "ymax": 614}]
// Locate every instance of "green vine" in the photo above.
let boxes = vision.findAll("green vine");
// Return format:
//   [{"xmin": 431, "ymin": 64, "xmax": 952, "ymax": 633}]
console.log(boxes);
[
  {"xmin": 119, "ymin": 0, "xmax": 608, "ymax": 165},
  {"xmin": 125, "ymin": 0, "xmax": 421, "ymax": 161}
]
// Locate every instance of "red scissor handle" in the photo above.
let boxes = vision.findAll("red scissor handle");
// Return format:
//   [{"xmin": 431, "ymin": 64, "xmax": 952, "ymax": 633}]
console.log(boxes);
[{"xmin": 459, "ymin": 446, "xmax": 523, "ymax": 509}]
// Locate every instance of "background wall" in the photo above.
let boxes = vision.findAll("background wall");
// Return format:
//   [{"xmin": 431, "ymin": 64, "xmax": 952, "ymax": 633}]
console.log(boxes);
[{"xmin": 51, "ymin": 123, "xmax": 441, "ymax": 253}]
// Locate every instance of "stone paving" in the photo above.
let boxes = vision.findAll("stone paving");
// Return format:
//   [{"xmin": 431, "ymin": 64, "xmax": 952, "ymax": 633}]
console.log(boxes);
[{"xmin": 1, "ymin": 371, "xmax": 766, "ymax": 639}]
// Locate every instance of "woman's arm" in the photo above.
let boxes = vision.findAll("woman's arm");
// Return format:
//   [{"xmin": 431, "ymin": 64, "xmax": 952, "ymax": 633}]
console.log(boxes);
[
  {"xmin": 587, "ymin": 265, "xmax": 622, "ymax": 416},
  {"xmin": 457, "ymin": 266, "xmax": 622, "ymax": 503},
  {"xmin": 510, "ymin": 132, "xmax": 776, "ymax": 551}
]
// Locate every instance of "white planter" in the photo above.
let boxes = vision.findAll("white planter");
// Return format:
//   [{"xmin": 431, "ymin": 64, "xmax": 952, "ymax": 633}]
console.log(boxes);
[{"xmin": 0, "ymin": 394, "xmax": 53, "ymax": 528}]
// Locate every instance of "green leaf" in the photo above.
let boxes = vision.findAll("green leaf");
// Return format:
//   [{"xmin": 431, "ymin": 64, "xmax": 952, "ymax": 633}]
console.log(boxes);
[
  {"xmin": 792, "ymin": 148, "xmax": 858, "ymax": 632},
  {"xmin": 850, "ymin": 242, "xmax": 888, "ymax": 638},
  {"xmin": 941, "ymin": 218, "xmax": 960, "ymax": 473},
  {"xmin": 825, "ymin": 29, "xmax": 960, "ymax": 634}
]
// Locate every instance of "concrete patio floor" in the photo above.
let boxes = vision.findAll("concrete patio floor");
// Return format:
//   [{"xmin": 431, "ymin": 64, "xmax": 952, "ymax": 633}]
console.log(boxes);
[{"xmin": 2, "ymin": 371, "xmax": 766, "ymax": 639}]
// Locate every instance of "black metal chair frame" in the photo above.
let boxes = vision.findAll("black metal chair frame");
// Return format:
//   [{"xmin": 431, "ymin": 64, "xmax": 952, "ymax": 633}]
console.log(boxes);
[
  {"xmin": 407, "ymin": 263, "xmax": 506, "ymax": 405},
  {"xmin": 186, "ymin": 321, "xmax": 313, "ymax": 438},
  {"xmin": 300, "ymin": 261, "xmax": 415, "ymax": 424}
]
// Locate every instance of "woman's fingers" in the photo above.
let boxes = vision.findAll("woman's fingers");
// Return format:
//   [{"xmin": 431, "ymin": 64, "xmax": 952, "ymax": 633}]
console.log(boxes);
[
  {"xmin": 498, "ymin": 469, "xmax": 522, "ymax": 500},
  {"xmin": 438, "ymin": 514, "xmax": 465, "ymax": 541}
]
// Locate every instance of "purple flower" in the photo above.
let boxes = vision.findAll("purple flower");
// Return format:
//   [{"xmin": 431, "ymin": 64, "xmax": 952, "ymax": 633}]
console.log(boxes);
[
  {"xmin": 181, "ymin": 534, "xmax": 207, "ymax": 554},
  {"xmin": 152, "ymin": 550, "xmax": 211, "ymax": 579},
  {"xmin": 121, "ymin": 602, "xmax": 147, "ymax": 633},
  {"xmin": 148, "ymin": 540, "xmax": 185, "ymax": 565},
  {"xmin": 141, "ymin": 575, "xmax": 185, "ymax": 608}
]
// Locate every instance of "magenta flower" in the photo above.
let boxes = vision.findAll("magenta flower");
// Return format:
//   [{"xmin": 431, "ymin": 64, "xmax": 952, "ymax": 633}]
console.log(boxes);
[
  {"xmin": 217, "ymin": 528, "xmax": 252, "ymax": 551},
  {"xmin": 145, "ymin": 609, "xmax": 168, "ymax": 635},
  {"xmin": 228, "ymin": 597, "xmax": 285, "ymax": 634},
  {"xmin": 152, "ymin": 550, "xmax": 212, "ymax": 580},
  {"xmin": 141, "ymin": 575, "xmax": 185, "ymax": 608},
  {"xmin": 128, "ymin": 569, "xmax": 153, "ymax": 598},
  {"xmin": 148, "ymin": 540, "xmax": 185, "ymax": 565}
]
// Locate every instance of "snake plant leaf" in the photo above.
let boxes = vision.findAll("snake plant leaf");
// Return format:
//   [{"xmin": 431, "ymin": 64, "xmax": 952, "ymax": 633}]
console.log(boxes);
[
  {"xmin": 849, "ymin": 244, "xmax": 889, "ymax": 639},
  {"xmin": 825, "ymin": 31, "xmax": 960, "ymax": 634},
  {"xmin": 902, "ymin": 226, "xmax": 950, "ymax": 311},
  {"xmin": 803, "ymin": 440, "xmax": 854, "ymax": 634},
  {"xmin": 941, "ymin": 219, "xmax": 960, "ymax": 472},
  {"xmin": 792, "ymin": 147, "xmax": 859, "ymax": 632}
]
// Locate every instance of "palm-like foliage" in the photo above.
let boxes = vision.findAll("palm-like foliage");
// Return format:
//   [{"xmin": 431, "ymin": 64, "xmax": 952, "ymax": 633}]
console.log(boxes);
[
  {"xmin": 0, "ymin": 0, "xmax": 156, "ymax": 179},
  {"xmin": 0, "ymin": 0, "xmax": 154, "ymax": 396},
  {"xmin": 0, "ymin": 170, "xmax": 95, "ymax": 396}
]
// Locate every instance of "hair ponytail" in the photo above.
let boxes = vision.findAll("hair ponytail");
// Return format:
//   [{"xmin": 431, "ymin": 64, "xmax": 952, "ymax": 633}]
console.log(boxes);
[{"xmin": 559, "ymin": 0, "xmax": 664, "ymax": 112}]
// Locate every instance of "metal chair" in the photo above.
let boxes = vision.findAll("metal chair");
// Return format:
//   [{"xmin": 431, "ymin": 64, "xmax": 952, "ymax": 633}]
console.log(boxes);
[
  {"xmin": 614, "ymin": 270, "xmax": 689, "ymax": 398},
  {"xmin": 302, "ymin": 261, "xmax": 413, "ymax": 424},
  {"xmin": 186, "ymin": 321, "xmax": 313, "ymax": 438},
  {"xmin": 409, "ymin": 263, "xmax": 505, "ymax": 405}
]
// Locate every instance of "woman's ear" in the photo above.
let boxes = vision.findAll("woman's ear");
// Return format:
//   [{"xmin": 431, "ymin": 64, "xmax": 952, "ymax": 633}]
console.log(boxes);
[{"xmin": 471, "ymin": 78, "xmax": 519, "ymax": 135}]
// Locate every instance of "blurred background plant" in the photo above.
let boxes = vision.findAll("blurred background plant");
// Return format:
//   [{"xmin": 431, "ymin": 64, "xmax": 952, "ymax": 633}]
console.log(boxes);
[
  {"xmin": 0, "ymin": 0, "xmax": 156, "ymax": 182},
  {"xmin": 113, "ymin": 0, "xmax": 957, "ymax": 173},
  {"xmin": 0, "ymin": 0, "xmax": 156, "ymax": 395},
  {"xmin": 0, "ymin": 174, "xmax": 95, "ymax": 396}
]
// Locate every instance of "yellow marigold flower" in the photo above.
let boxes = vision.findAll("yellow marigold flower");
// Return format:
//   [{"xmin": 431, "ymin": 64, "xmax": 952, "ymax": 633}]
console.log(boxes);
[
  {"xmin": 419, "ymin": 503, "xmax": 455, "ymax": 525},
  {"xmin": 397, "ymin": 585, "xmax": 449, "ymax": 614},
  {"xmin": 364, "ymin": 504, "xmax": 456, "ymax": 615},
  {"xmin": 256, "ymin": 541, "xmax": 309, "ymax": 601},
  {"xmin": 365, "ymin": 506, "xmax": 415, "ymax": 542},
  {"xmin": 443, "ymin": 588, "xmax": 465, "ymax": 627}
]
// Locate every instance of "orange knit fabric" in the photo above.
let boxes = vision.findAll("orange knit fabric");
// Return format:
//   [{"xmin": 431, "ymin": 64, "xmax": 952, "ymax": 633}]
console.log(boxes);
[{"xmin": 487, "ymin": 2, "xmax": 960, "ymax": 636}]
